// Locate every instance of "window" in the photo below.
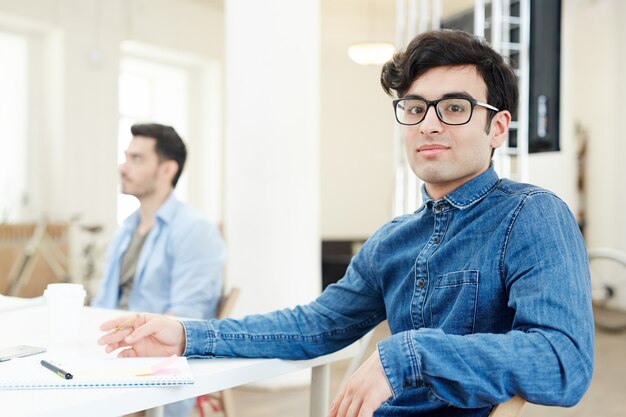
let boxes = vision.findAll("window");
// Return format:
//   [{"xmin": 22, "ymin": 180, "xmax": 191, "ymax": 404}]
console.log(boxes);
[{"xmin": 117, "ymin": 56, "xmax": 190, "ymax": 225}]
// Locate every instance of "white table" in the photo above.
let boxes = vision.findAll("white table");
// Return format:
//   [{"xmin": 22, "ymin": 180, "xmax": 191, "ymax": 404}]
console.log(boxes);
[{"xmin": 0, "ymin": 304, "xmax": 356, "ymax": 417}]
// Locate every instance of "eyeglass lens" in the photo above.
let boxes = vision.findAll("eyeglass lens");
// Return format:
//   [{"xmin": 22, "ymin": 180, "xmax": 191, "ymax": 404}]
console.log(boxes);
[{"xmin": 395, "ymin": 98, "xmax": 474, "ymax": 126}]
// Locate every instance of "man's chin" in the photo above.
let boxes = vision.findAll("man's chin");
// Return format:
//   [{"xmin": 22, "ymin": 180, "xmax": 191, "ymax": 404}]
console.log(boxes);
[
  {"xmin": 120, "ymin": 188, "xmax": 137, "ymax": 197},
  {"xmin": 412, "ymin": 165, "xmax": 445, "ymax": 182}
]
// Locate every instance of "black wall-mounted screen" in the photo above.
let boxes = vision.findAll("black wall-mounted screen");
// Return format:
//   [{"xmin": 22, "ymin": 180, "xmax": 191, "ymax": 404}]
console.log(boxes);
[
  {"xmin": 441, "ymin": 0, "xmax": 561, "ymax": 153},
  {"xmin": 527, "ymin": 0, "xmax": 561, "ymax": 152}
]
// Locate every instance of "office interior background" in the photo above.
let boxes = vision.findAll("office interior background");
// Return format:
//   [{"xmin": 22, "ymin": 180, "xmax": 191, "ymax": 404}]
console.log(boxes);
[
  {"xmin": 1, "ymin": 0, "xmax": 625, "ymax": 318},
  {"xmin": 1, "ymin": 1, "xmax": 626, "ymax": 413}
]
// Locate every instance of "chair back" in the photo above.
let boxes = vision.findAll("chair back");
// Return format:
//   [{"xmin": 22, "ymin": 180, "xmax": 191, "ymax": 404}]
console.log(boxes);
[{"xmin": 217, "ymin": 287, "xmax": 240, "ymax": 319}]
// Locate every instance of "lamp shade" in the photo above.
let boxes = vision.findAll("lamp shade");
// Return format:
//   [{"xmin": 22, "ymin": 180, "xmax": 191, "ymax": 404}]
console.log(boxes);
[{"xmin": 347, "ymin": 42, "xmax": 395, "ymax": 65}]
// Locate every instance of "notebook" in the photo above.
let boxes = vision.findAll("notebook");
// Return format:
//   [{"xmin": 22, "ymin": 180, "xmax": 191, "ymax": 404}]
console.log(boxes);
[{"xmin": 0, "ymin": 354, "xmax": 194, "ymax": 389}]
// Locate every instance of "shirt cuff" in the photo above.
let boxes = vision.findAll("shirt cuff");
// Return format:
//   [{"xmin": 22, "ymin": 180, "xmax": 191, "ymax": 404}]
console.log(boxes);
[
  {"xmin": 377, "ymin": 330, "xmax": 424, "ymax": 397},
  {"xmin": 181, "ymin": 319, "xmax": 217, "ymax": 357}
]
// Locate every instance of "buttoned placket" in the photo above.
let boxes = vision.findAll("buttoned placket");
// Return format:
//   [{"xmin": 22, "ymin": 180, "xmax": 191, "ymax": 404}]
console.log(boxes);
[{"xmin": 410, "ymin": 201, "xmax": 450, "ymax": 330}]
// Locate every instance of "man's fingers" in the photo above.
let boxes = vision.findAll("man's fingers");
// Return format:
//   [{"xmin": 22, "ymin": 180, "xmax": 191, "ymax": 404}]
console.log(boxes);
[
  {"xmin": 97, "ymin": 326, "xmax": 134, "ymax": 346},
  {"xmin": 327, "ymin": 391, "xmax": 344, "ymax": 417},
  {"xmin": 99, "ymin": 315, "xmax": 133, "ymax": 331},
  {"xmin": 327, "ymin": 401, "xmax": 338, "ymax": 417},
  {"xmin": 104, "ymin": 339, "xmax": 129, "ymax": 353},
  {"xmin": 117, "ymin": 348, "xmax": 138, "ymax": 358},
  {"xmin": 333, "ymin": 392, "xmax": 373, "ymax": 417},
  {"xmin": 346, "ymin": 398, "xmax": 364, "ymax": 417},
  {"xmin": 104, "ymin": 343, "xmax": 118, "ymax": 353},
  {"xmin": 334, "ymin": 390, "xmax": 353, "ymax": 417},
  {"xmin": 356, "ymin": 403, "xmax": 376, "ymax": 417},
  {"xmin": 124, "ymin": 317, "xmax": 162, "ymax": 344},
  {"xmin": 328, "ymin": 349, "xmax": 389, "ymax": 417},
  {"xmin": 98, "ymin": 313, "xmax": 182, "ymax": 357}
]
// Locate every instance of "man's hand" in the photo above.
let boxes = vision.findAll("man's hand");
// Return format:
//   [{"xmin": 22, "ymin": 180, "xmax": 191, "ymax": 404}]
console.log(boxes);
[
  {"xmin": 97, "ymin": 313, "xmax": 186, "ymax": 357},
  {"xmin": 328, "ymin": 349, "xmax": 392, "ymax": 417}
]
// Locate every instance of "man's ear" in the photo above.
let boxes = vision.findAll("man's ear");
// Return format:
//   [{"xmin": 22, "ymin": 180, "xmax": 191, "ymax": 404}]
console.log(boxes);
[
  {"xmin": 160, "ymin": 160, "xmax": 179, "ymax": 183},
  {"xmin": 490, "ymin": 110, "xmax": 511, "ymax": 149}
]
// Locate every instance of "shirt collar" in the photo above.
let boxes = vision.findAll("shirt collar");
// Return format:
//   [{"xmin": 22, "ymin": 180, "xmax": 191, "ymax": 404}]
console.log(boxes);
[
  {"xmin": 121, "ymin": 192, "xmax": 179, "ymax": 230},
  {"xmin": 421, "ymin": 165, "xmax": 500, "ymax": 210},
  {"xmin": 154, "ymin": 192, "xmax": 179, "ymax": 224}
]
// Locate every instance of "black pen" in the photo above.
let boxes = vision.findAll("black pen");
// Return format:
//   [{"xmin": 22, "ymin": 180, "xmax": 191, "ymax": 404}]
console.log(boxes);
[{"xmin": 40, "ymin": 360, "xmax": 73, "ymax": 380}]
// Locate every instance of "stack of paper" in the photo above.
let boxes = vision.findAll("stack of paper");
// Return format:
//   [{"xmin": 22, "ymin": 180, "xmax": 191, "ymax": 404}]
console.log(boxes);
[{"xmin": 0, "ymin": 355, "xmax": 194, "ymax": 389}]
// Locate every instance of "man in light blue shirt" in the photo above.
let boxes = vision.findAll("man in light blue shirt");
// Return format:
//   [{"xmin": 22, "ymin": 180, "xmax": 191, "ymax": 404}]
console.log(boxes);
[
  {"xmin": 98, "ymin": 31, "xmax": 593, "ymax": 417},
  {"xmin": 92, "ymin": 123, "xmax": 225, "ymax": 417}
]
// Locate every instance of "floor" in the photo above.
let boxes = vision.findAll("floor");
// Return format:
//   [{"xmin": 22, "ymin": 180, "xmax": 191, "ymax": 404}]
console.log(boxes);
[{"xmin": 194, "ymin": 323, "xmax": 626, "ymax": 417}]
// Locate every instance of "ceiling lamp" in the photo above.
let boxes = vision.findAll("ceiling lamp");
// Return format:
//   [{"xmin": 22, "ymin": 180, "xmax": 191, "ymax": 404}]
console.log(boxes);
[{"xmin": 347, "ymin": 42, "xmax": 395, "ymax": 66}]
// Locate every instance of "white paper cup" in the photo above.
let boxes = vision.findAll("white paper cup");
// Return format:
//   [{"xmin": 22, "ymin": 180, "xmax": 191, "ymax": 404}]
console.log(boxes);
[{"xmin": 43, "ymin": 283, "xmax": 86, "ymax": 343}]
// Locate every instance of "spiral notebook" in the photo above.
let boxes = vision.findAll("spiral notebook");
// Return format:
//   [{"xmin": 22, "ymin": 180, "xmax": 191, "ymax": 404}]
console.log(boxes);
[{"xmin": 0, "ymin": 354, "xmax": 194, "ymax": 389}]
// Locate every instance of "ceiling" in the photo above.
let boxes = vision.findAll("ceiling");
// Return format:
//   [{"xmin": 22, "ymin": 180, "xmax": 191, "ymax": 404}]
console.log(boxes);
[{"xmin": 188, "ymin": 0, "xmax": 476, "ymax": 21}]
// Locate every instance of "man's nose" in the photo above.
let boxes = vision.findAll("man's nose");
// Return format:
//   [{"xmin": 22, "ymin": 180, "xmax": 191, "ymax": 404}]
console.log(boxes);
[{"xmin": 419, "ymin": 105, "xmax": 443, "ymax": 134}]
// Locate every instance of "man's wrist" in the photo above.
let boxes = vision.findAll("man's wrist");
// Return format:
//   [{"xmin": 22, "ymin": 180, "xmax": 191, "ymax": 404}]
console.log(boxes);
[
  {"xmin": 180, "ymin": 319, "xmax": 216, "ymax": 357},
  {"xmin": 377, "ymin": 330, "xmax": 424, "ymax": 397},
  {"xmin": 178, "ymin": 320, "xmax": 187, "ymax": 356}
]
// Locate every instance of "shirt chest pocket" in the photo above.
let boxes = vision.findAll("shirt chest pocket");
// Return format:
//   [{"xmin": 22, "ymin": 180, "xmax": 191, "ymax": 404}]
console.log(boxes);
[{"xmin": 428, "ymin": 270, "xmax": 479, "ymax": 335}]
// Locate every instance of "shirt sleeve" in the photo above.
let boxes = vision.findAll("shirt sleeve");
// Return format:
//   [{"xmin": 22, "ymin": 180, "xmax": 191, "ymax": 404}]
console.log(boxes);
[
  {"xmin": 167, "ymin": 219, "xmax": 226, "ymax": 319},
  {"xmin": 377, "ymin": 192, "xmax": 594, "ymax": 408},
  {"xmin": 179, "ymin": 236, "xmax": 387, "ymax": 359}
]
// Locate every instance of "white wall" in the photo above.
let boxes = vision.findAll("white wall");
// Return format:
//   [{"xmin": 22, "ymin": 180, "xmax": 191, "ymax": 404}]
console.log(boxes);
[
  {"xmin": 320, "ymin": 1, "xmax": 395, "ymax": 240},
  {"xmin": 568, "ymin": 0, "xmax": 625, "ymax": 252}
]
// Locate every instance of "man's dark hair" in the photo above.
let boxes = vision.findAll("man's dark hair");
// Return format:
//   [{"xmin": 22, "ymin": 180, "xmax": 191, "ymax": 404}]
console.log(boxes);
[
  {"xmin": 381, "ymin": 29, "xmax": 519, "ymax": 117},
  {"xmin": 131, "ymin": 123, "xmax": 187, "ymax": 187}
]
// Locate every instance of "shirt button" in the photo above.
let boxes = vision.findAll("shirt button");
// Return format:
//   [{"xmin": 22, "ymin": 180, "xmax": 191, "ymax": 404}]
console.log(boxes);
[
  {"xmin": 434, "ymin": 204, "xmax": 443, "ymax": 213},
  {"xmin": 432, "ymin": 236, "xmax": 440, "ymax": 244},
  {"xmin": 418, "ymin": 279, "xmax": 425, "ymax": 288}
]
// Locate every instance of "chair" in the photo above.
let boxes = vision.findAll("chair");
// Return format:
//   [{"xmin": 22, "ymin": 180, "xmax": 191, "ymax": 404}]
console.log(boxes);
[
  {"xmin": 489, "ymin": 396, "xmax": 526, "ymax": 417},
  {"xmin": 195, "ymin": 287, "xmax": 240, "ymax": 417},
  {"xmin": 216, "ymin": 287, "xmax": 240, "ymax": 321}
]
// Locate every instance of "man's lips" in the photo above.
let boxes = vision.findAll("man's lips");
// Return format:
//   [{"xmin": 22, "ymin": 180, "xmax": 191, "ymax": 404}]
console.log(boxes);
[{"xmin": 417, "ymin": 144, "xmax": 449, "ymax": 157}]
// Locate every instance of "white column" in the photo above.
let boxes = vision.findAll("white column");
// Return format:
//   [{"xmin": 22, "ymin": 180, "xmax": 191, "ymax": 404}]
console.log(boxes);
[
  {"xmin": 615, "ymin": 0, "xmax": 626, "ymax": 252},
  {"xmin": 224, "ymin": 0, "xmax": 321, "ymax": 317}
]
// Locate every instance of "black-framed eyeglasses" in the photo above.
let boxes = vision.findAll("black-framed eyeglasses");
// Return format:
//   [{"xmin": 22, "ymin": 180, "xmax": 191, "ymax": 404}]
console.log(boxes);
[{"xmin": 392, "ymin": 97, "xmax": 500, "ymax": 126}]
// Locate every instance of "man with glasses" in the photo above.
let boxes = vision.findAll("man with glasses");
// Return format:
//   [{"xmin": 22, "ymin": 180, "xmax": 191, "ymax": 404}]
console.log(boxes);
[{"xmin": 98, "ymin": 30, "xmax": 593, "ymax": 417}]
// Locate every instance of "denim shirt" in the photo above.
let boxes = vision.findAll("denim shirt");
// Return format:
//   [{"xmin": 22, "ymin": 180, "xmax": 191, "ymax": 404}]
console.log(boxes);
[
  {"xmin": 182, "ymin": 167, "xmax": 593, "ymax": 416},
  {"xmin": 92, "ymin": 193, "xmax": 226, "ymax": 319}
]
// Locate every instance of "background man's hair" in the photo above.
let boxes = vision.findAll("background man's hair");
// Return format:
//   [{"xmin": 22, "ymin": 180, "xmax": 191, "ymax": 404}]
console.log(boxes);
[{"xmin": 130, "ymin": 123, "xmax": 187, "ymax": 187}]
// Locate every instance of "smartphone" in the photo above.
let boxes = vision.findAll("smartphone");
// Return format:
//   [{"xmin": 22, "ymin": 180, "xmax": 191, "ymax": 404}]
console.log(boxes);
[{"xmin": 0, "ymin": 345, "xmax": 47, "ymax": 362}]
